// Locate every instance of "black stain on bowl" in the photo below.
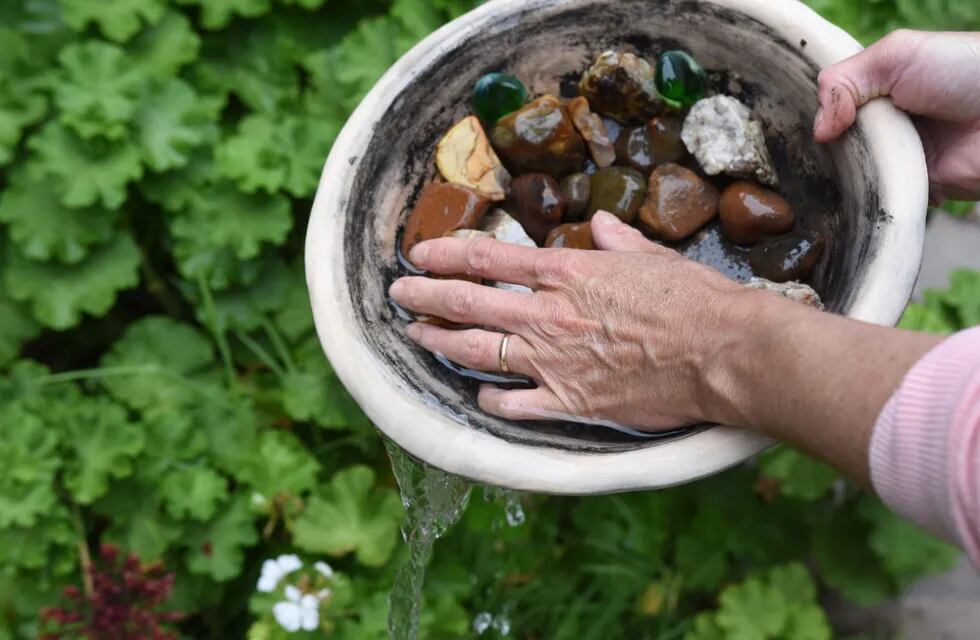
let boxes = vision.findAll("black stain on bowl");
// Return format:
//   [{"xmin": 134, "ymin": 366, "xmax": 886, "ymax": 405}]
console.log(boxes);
[
  {"xmin": 341, "ymin": 0, "xmax": 883, "ymax": 453},
  {"xmin": 801, "ymin": 39, "xmax": 808, "ymax": 48}
]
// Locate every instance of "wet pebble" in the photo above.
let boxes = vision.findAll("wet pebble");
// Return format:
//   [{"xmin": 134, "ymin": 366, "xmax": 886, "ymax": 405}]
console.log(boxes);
[
  {"xmin": 436, "ymin": 115, "xmax": 511, "ymax": 201},
  {"xmin": 587, "ymin": 167, "xmax": 647, "ymax": 223},
  {"xmin": 639, "ymin": 163, "xmax": 719, "ymax": 242},
  {"xmin": 615, "ymin": 126, "xmax": 655, "ymax": 174},
  {"xmin": 504, "ymin": 173, "xmax": 566, "ymax": 244},
  {"xmin": 490, "ymin": 96, "xmax": 587, "ymax": 179},
  {"xmin": 749, "ymin": 230, "xmax": 825, "ymax": 282},
  {"xmin": 401, "ymin": 182, "xmax": 492, "ymax": 259},
  {"xmin": 566, "ymin": 96, "xmax": 616, "ymax": 168},
  {"xmin": 579, "ymin": 51, "xmax": 663, "ymax": 123},
  {"xmin": 560, "ymin": 172, "xmax": 591, "ymax": 222},
  {"xmin": 719, "ymin": 181, "xmax": 794, "ymax": 245},
  {"xmin": 545, "ymin": 222, "xmax": 595, "ymax": 250}
]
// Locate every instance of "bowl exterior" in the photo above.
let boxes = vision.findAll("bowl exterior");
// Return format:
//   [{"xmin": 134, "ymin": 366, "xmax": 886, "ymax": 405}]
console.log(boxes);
[{"xmin": 305, "ymin": 0, "xmax": 927, "ymax": 494}]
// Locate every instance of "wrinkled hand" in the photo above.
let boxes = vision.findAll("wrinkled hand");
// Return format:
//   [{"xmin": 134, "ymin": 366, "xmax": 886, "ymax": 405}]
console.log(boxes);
[
  {"xmin": 388, "ymin": 212, "xmax": 756, "ymax": 431},
  {"xmin": 814, "ymin": 29, "xmax": 980, "ymax": 203}
]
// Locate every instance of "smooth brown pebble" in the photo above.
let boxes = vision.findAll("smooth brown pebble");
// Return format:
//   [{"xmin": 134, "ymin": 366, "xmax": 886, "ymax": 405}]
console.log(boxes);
[
  {"xmin": 719, "ymin": 181, "xmax": 794, "ymax": 245},
  {"xmin": 615, "ymin": 126, "xmax": 655, "ymax": 174},
  {"xmin": 647, "ymin": 116, "xmax": 687, "ymax": 164},
  {"xmin": 749, "ymin": 230, "xmax": 825, "ymax": 282},
  {"xmin": 504, "ymin": 173, "xmax": 566, "ymax": 244},
  {"xmin": 639, "ymin": 164, "xmax": 719, "ymax": 242},
  {"xmin": 401, "ymin": 182, "xmax": 492, "ymax": 259},
  {"xmin": 560, "ymin": 173, "xmax": 591, "ymax": 221},
  {"xmin": 490, "ymin": 96, "xmax": 587, "ymax": 179},
  {"xmin": 545, "ymin": 223, "xmax": 595, "ymax": 250},
  {"xmin": 587, "ymin": 166, "xmax": 647, "ymax": 224}
]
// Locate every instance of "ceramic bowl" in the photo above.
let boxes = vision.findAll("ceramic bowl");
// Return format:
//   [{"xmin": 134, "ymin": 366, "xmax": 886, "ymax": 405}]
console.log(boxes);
[{"xmin": 305, "ymin": 0, "xmax": 927, "ymax": 494}]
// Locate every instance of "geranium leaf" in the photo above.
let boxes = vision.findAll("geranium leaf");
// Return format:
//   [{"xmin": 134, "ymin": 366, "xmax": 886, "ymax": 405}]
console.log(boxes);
[
  {"xmin": 185, "ymin": 496, "xmax": 259, "ymax": 581},
  {"xmin": 54, "ymin": 40, "xmax": 146, "ymax": 139},
  {"xmin": 238, "ymin": 430, "xmax": 320, "ymax": 502},
  {"xmin": 0, "ymin": 164, "xmax": 121, "ymax": 264},
  {"xmin": 160, "ymin": 466, "xmax": 229, "ymax": 521},
  {"xmin": 198, "ymin": 257, "xmax": 292, "ymax": 332},
  {"xmin": 0, "ymin": 286, "xmax": 40, "ymax": 369},
  {"xmin": 136, "ymin": 78, "xmax": 220, "ymax": 172},
  {"xmin": 0, "ymin": 29, "xmax": 48, "ymax": 166},
  {"xmin": 57, "ymin": 0, "xmax": 166, "ymax": 42},
  {"xmin": 0, "ymin": 505, "xmax": 76, "ymax": 574},
  {"xmin": 128, "ymin": 10, "xmax": 202, "ymax": 78},
  {"xmin": 758, "ymin": 447, "xmax": 838, "ymax": 501},
  {"xmin": 4, "ymin": 233, "xmax": 141, "ymax": 330},
  {"xmin": 176, "ymin": 0, "xmax": 273, "ymax": 30},
  {"xmin": 95, "ymin": 479, "xmax": 184, "ymax": 561},
  {"xmin": 0, "ymin": 404, "xmax": 60, "ymax": 528},
  {"xmin": 293, "ymin": 465, "xmax": 403, "ymax": 567},
  {"xmin": 28, "ymin": 122, "xmax": 144, "ymax": 209}
]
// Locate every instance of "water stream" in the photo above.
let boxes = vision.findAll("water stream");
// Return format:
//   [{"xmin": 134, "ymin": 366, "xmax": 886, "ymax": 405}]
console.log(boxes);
[{"xmin": 385, "ymin": 440, "xmax": 524, "ymax": 639}]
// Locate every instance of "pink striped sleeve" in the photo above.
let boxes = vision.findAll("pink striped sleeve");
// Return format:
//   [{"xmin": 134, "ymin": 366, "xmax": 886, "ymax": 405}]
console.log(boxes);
[{"xmin": 870, "ymin": 326, "xmax": 980, "ymax": 564}]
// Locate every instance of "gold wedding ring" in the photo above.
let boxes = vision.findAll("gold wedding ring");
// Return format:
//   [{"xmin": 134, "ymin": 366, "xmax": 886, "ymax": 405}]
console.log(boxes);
[{"xmin": 499, "ymin": 334, "xmax": 512, "ymax": 373}]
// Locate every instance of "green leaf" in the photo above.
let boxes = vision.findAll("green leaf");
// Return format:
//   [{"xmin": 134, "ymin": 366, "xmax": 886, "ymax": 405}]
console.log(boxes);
[
  {"xmin": 0, "ymin": 287, "xmax": 40, "ymax": 369},
  {"xmin": 60, "ymin": 396, "xmax": 145, "ymax": 503},
  {"xmin": 0, "ymin": 505, "xmax": 76, "ymax": 574},
  {"xmin": 716, "ymin": 578, "xmax": 787, "ymax": 640},
  {"xmin": 858, "ymin": 496, "xmax": 958, "ymax": 589},
  {"xmin": 943, "ymin": 269, "xmax": 980, "ymax": 327},
  {"xmin": 216, "ymin": 112, "xmax": 336, "ymax": 196},
  {"xmin": 0, "ymin": 164, "xmax": 121, "ymax": 264},
  {"xmin": 4, "ymin": 233, "xmax": 141, "ymax": 330},
  {"xmin": 0, "ymin": 404, "xmax": 60, "ymax": 528},
  {"xmin": 0, "ymin": 29, "xmax": 48, "ymax": 166},
  {"xmin": 95, "ymin": 479, "xmax": 184, "ymax": 561},
  {"xmin": 176, "ymin": 0, "xmax": 273, "ymax": 30},
  {"xmin": 58, "ymin": 0, "xmax": 166, "ymax": 42},
  {"xmin": 293, "ymin": 465, "xmax": 403, "ymax": 567},
  {"xmin": 201, "ymin": 257, "xmax": 292, "ymax": 332},
  {"xmin": 238, "ymin": 430, "xmax": 320, "ymax": 501},
  {"xmin": 127, "ymin": 10, "xmax": 202, "ymax": 78},
  {"xmin": 758, "ymin": 447, "xmax": 838, "ymax": 501},
  {"xmin": 185, "ymin": 496, "xmax": 259, "ymax": 581},
  {"xmin": 812, "ymin": 505, "xmax": 896, "ymax": 606},
  {"xmin": 54, "ymin": 41, "xmax": 146, "ymax": 139},
  {"xmin": 136, "ymin": 78, "xmax": 219, "ymax": 172},
  {"xmin": 100, "ymin": 315, "xmax": 215, "ymax": 411},
  {"xmin": 160, "ymin": 466, "xmax": 229, "ymax": 521},
  {"xmin": 28, "ymin": 122, "xmax": 144, "ymax": 209}
]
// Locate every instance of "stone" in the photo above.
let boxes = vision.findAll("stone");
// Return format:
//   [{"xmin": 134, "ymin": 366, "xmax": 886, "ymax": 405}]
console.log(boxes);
[
  {"xmin": 560, "ymin": 173, "xmax": 591, "ymax": 222},
  {"xmin": 473, "ymin": 72, "xmax": 528, "ymax": 125},
  {"xmin": 719, "ymin": 181, "xmax": 794, "ymax": 245},
  {"xmin": 748, "ymin": 230, "xmax": 825, "ymax": 282},
  {"xmin": 448, "ymin": 229, "xmax": 493, "ymax": 239},
  {"xmin": 655, "ymin": 50, "xmax": 707, "ymax": 108},
  {"xmin": 681, "ymin": 95, "xmax": 779, "ymax": 187},
  {"xmin": 579, "ymin": 51, "xmax": 664, "ymax": 124},
  {"xmin": 480, "ymin": 210, "xmax": 536, "ymax": 294},
  {"xmin": 565, "ymin": 96, "xmax": 616, "ymax": 168},
  {"xmin": 401, "ymin": 182, "xmax": 492, "ymax": 259},
  {"xmin": 490, "ymin": 96, "xmax": 588, "ymax": 179},
  {"xmin": 503, "ymin": 173, "xmax": 565, "ymax": 245},
  {"xmin": 436, "ymin": 115, "xmax": 511, "ymax": 201},
  {"xmin": 639, "ymin": 163, "xmax": 719, "ymax": 242},
  {"xmin": 647, "ymin": 116, "xmax": 687, "ymax": 165},
  {"xmin": 545, "ymin": 223, "xmax": 595, "ymax": 250},
  {"xmin": 615, "ymin": 126, "xmax": 655, "ymax": 174},
  {"xmin": 745, "ymin": 277, "xmax": 824, "ymax": 309},
  {"xmin": 587, "ymin": 167, "xmax": 647, "ymax": 224}
]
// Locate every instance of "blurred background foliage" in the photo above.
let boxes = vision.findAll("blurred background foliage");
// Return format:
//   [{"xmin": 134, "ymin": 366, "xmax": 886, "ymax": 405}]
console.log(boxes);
[{"xmin": 0, "ymin": 0, "xmax": 976, "ymax": 638}]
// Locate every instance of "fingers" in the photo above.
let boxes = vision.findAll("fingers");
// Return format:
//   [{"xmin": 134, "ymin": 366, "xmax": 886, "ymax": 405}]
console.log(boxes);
[
  {"xmin": 409, "ymin": 237, "xmax": 544, "ymax": 288},
  {"xmin": 590, "ymin": 211, "xmax": 674, "ymax": 254},
  {"xmin": 478, "ymin": 385, "xmax": 564, "ymax": 421},
  {"xmin": 406, "ymin": 323, "xmax": 537, "ymax": 377},
  {"xmin": 389, "ymin": 277, "xmax": 534, "ymax": 331},
  {"xmin": 813, "ymin": 30, "xmax": 916, "ymax": 142}
]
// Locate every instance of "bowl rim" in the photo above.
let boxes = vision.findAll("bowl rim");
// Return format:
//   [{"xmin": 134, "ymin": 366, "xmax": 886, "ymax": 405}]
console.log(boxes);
[{"xmin": 305, "ymin": 0, "xmax": 927, "ymax": 494}]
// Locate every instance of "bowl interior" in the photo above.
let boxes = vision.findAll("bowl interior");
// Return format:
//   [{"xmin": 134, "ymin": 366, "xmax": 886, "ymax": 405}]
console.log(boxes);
[{"xmin": 338, "ymin": 0, "xmax": 883, "ymax": 455}]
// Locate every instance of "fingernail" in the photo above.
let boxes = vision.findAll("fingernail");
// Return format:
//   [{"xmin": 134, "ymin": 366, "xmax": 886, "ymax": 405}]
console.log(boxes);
[
  {"xmin": 593, "ymin": 210, "xmax": 618, "ymax": 225},
  {"xmin": 813, "ymin": 107, "xmax": 825, "ymax": 133},
  {"xmin": 410, "ymin": 243, "xmax": 430, "ymax": 265},
  {"xmin": 406, "ymin": 323, "xmax": 422, "ymax": 341},
  {"xmin": 389, "ymin": 279, "xmax": 406, "ymax": 299}
]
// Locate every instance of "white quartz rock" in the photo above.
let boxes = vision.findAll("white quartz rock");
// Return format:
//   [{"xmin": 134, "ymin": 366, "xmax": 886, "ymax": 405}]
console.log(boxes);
[
  {"xmin": 681, "ymin": 95, "xmax": 779, "ymax": 187},
  {"xmin": 745, "ymin": 277, "xmax": 823, "ymax": 310},
  {"xmin": 480, "ymin": 210, "xmax": 536, "ymax": 293}
]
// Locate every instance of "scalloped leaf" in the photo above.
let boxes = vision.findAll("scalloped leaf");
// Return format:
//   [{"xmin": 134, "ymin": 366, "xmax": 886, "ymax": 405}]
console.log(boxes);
[
  {"xmin": 57, "ymin": 0, "xmax": 166, "ymax": 42},
  {"xmin": 176, "ymin": 0, "xmax": 273, "ymax": 30},
  {"xmin": 136, "ymin": 77, "xmax": 220, "ymax": 172},
  {"xmin": 128, "ymin": 10, "xmax": 202, "ymax": 78}
]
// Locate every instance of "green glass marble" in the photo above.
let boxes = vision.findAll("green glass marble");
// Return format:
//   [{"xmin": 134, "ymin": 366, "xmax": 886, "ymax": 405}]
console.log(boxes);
[
  {"xmin": 655, "ymin": 50, "xmax": 707, "ymax": 109},
  {"xmin": 473, "ymin": 73, "xmax": 528, "ymax": 125}
]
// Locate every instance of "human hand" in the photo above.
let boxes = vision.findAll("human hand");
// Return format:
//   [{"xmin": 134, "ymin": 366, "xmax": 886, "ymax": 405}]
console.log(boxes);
[
  {"xmin": 388, "ymin": 212, "xmax": 760, "ymax": 432},
  {"xmin": 813, "ymin": 30, "xmax": 980, "ymax": 203}
]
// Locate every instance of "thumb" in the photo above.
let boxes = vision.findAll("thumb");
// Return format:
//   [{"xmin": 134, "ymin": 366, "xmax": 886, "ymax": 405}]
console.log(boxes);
[
  {"xmin": 813, "ymin": 31, "xmax": 915, "ymax": 143},
  {"xmin": 591, "ymin": 211, "xmax": 667, "ymax": 253}
]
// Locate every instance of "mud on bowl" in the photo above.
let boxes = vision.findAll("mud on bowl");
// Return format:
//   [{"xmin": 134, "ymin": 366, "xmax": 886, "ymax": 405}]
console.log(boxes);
[{"xmin": 305, "ymin": 0, "xmax": 927, "ymax": 494}]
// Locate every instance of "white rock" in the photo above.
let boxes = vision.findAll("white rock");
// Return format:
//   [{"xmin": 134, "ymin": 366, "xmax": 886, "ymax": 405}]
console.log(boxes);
[
  {"xmin": 681, "ymin": 95, "xmax": 779, "ymax": 187},
  {"xmin": 480, "ymin": 210, "xmax": 535, "ymax": 294},
  {"xmin": 745, "ymin": 277, "xmax": 823, "ymax": 309}
]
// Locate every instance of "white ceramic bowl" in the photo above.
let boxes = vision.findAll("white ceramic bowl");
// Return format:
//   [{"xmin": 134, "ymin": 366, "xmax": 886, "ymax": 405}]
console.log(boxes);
[{"xmin": 305, "ymin": 0, "xmax": 927, "ymax": 494}]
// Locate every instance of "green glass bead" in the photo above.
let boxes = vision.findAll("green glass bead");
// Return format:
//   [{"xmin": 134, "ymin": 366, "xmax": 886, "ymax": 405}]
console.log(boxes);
[
  {"xmin": 473, "ymin": 73, "xmax": 528, "ymax": 125},
  {"xmin": 655, "ymin": 50, "xmax": 707, "ymax": 109}
]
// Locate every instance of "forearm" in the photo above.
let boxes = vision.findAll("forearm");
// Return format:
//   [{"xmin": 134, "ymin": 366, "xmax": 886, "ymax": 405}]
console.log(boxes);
[{"xmin": 708, "ymin": 292, "xmax": 943, "ymax": 484}]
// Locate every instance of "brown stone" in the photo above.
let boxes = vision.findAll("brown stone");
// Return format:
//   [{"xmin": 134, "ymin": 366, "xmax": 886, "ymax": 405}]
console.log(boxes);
[
  {"xmin": 545, "ymin": 223, "xmax": 595, "ymax": 250},
  {"xmin": 435, "ymin": 116, "xmax": 511, "ymax": 201},
  {"xmin": 504, "ymin": 173, "xmax": 565, "ymax": 244},
  {"xmin": 647, "ymin": 116, "xmax": 687, "ymax": 165},
  {"xmin": 490, "ymin": 96, "xmax": 587, "ymax": 179},
  {"xmin": 400, "ymin": 182, "xmax": 492, "ymax": 260},
  {"xmin": 560, "ymin": 173, "xmax": 591, "ymax": 222},
  {"xmin": 749, "ymin": 231, "xmax": 825, "ymax": 282},
  {"xmin": 719, "ymin": 181, "xmax": 794, "ymax": 245},
  {"xmin": 566, "ymin": 96, "xmax": 616, "ymax": 168},
  {"xmin": 638, "ymin": 164, "xmax": 719, "ymax": 242}
]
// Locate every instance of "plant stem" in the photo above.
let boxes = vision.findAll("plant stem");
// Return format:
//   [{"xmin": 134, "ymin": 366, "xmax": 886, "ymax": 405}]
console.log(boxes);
[
  {"xmin": 197, "ymin": 277, "xmax": 235, "ymax": 388},
  {"xmin": 70, "ymin": 503, "xmax": 94, "ymax": 597},
  {"xmin": 37, "ymin": 365, "xmax": 163, "ymax": 386},
  {"xmin": 235, "ymin": 330, "xmax": 287, "ymax": 379},
  {"xmin": 261, "ymin": 317, "xmax": 296, "ymax": 372}
]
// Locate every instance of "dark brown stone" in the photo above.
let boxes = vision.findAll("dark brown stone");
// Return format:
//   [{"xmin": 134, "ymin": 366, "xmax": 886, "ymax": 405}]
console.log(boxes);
[
  {"xmin": 400, "ymin": 182, "xmax": 492, "ymax": 260},
  {"xmin": 504, "ymin": 173, "xmax": 566, "ymax": 244},
  {"xmin": 719, "ymin": 181, "xmax": 794, "ymax": 245},
  {"xmin": 560, "ymin": 173, "xmax": 591, "ymax": 222},
  {"xmin": 587, "ymin": 167, "xmax": 647, "ymax": 224},
  {"xmin": 490, "ymin": 96, "xmax": 587, "ymax": 179},
  {"xmin": 545, "ymin": 222, "xmax": 595, "ymax": 250},
  {"xmin": 749, "ymin": 231, "xmax": 825, "ymax": 282},
  {"xmin": 639, "ymin": 164, "xmax": 719, "ymax": 242}
]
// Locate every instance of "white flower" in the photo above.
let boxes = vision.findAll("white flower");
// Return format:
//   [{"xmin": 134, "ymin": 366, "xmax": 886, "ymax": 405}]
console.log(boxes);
[
  {"xmin": 317, "ymin": 588, "xmax": 332, "ymax": 601},
  {"xmin": 257, "ymin": 554, "xmax": 303, "ymax": 593},
  {"xmin": 273, "ymin": 585, "xmax": 320, "ymax": 632},
  {"xmin": 313, "ymin": 561, "xmax": 334, "ymax": 579},
  {"xmin": 252, "ymin": 492, "xmax": 268, "ymax": 507}
]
